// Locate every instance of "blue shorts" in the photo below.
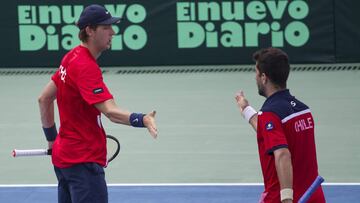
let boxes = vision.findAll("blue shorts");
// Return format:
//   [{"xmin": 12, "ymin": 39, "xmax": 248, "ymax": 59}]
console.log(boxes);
[{"xmin": 54, "ymin": 163, "xmax": 108, "ymax": 203}]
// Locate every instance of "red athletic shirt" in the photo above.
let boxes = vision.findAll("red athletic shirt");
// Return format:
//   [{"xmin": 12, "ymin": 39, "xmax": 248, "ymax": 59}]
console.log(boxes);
[
  {"xmin": 51, "ymin": 45, "xmax": 113, "ymax": 168},
  {"xmin": 257, "ymin": 90, "xmax": 325, "ymax": 203}
]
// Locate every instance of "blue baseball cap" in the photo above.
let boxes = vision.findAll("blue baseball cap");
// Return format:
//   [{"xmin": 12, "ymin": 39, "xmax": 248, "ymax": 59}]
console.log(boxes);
[{"xmin": 77, "ymin": 4, "xmax": 121, "ymax": 29}]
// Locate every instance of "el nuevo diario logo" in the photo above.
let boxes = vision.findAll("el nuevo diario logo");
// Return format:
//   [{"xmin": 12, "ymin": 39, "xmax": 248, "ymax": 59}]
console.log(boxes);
[
  {"xmin": 177, "ymin": 0, "xmax": 310, "ymax": 48},
  {"xmin": 18, "ymin": 4, "xmax": 147, "ymax": 51}
]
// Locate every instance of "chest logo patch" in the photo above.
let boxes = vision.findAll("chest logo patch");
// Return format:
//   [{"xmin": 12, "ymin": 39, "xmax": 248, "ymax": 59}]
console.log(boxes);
[
  {"xmin": 265, "ymin": 122, "xmax": 274, "ymax": 131},
  {"xmin": 93, "ymin": 88, "xmax": 104, "ymax": 94}
]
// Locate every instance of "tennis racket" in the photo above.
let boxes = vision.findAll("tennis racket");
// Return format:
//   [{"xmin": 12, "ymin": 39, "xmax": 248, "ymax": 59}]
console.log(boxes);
[
  {"xmin": 105, "ymin": 135, "xmax": 120, "ymax": 163},
  {"xmin": 12, "ymin": 135, "xmax": 121, "ymax": 164},
  {"xmin": 298, "ymin": 175, "xmax": 324, "ymax": 203}
]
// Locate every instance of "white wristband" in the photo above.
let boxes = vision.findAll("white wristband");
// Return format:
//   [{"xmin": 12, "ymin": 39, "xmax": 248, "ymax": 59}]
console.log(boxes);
[
  {"xmin": 280, "ymin": 188, "xmax": 293, "ymax": 201},
  {"xmin": 242, "ymin": 106, "xmax": 257, "ymax": 122}
]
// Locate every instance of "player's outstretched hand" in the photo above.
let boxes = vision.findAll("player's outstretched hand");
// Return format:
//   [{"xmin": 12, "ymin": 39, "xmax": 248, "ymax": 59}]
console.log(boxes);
[
  {"xmin": 143, "ymin": 110, "xmax": 158, "ymax": 139},
  {"xmin": 235, "ymin": 90, "xmax": 250, "ymax": 111}
]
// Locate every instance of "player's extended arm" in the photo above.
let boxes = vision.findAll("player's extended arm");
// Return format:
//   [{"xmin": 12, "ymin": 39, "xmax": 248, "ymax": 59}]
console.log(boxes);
[
  {"xmin": 274, "ymin": 148, "xmax": 293, "ymax": 203},
  {"xmin": 95, "ymin": 99, "xmax": 158, "ymax": 138},
  {"xmin": 38, "ymin": 80, "xmax": 57, "ymax": 149},
  {"xmin": 235, "ymin": 90, "xmax": 257, "ymax": 131},
  {"xmin": 95, "ymin": 99, "xmax": 131, "ymax": 124},
  {"xmin": 248, "ymin": 114, "xmax": 258, "ymax": 131}
]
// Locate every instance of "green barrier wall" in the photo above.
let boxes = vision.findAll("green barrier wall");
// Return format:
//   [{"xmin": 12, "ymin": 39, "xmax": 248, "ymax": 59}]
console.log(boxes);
[{"xmin": 0, "ymin": 0, "xmax": 359, "ymax": 67}]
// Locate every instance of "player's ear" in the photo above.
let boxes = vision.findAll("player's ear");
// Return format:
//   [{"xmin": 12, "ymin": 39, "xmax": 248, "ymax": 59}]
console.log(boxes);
[
  {"xmin": 85, "ymin": 26, "xmax": 94, "ymax": 37},
  {"xmin": 260, "ymin": 72, "xmax": 268, "ymax": 85}
]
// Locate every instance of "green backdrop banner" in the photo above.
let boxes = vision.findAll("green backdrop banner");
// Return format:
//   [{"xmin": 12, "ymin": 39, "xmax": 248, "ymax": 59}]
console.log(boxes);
[{"xmin": 0, "ymin": 0, "xmax": 358, "ymax": 67}]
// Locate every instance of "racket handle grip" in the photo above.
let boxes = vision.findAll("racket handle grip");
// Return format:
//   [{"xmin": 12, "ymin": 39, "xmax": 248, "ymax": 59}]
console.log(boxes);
[
  {"xmin": 298, "ymin": 176, "xmax": 324, "ymax": 203},
  {"xmin": 12, "ymin": 149, "xmax": 51, "ymax": 157}
]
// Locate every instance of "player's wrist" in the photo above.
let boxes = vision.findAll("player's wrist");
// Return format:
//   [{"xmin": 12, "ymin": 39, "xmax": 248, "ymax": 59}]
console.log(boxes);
[
  {"xmin": 43, "ymin": 123, "xmax": 58, "ymax": 141},
  {"xmin": 280, "ymin": 188, "xmax": 293, "ymax": 202},
  {"xmin": 129, "ymin": 113, "xmax": 145, "ymax": 127},
  {"xmin": 241, "ymin": 105, "xmax": 257, "ymax": 122}
]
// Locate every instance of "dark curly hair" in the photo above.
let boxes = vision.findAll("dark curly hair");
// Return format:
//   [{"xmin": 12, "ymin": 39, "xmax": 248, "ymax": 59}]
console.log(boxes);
[{"xmin": 253, "ymin": 47, "xmax": 290, "ymax": 88}]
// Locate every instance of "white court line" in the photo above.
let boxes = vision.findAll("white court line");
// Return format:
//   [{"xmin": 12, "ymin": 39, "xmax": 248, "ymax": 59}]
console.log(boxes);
[{"xmin": 0, "ymin": 183, "xmax": 360, "ymax": 187}]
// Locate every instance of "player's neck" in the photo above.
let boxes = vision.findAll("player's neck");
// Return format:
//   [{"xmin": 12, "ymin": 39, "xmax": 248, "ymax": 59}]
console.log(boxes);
[
  {"xmin": 80, "ymin": 42, "xmax": 102, "ymax": 60},
  {"xmin": 265, "ymin": 85, "xmax": 286, "ymax": 98}
]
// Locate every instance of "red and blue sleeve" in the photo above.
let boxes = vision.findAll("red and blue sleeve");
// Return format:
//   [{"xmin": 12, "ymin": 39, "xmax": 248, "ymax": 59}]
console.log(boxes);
[{"xmin": 258, "ymin": 111, "xmax": 288, "ymax": 154}]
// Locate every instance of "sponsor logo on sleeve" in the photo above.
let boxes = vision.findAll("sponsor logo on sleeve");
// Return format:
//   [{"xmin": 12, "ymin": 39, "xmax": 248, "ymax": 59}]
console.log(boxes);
[{"xmin": 93, "ymin": 88, "xmax": 104, "ymax": 94}]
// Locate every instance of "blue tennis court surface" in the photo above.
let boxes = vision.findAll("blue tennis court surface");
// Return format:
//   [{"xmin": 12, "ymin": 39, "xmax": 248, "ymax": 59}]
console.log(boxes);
[{"xmin": 1, "ymin": 184, "xmax": 359, "ymax": 202}]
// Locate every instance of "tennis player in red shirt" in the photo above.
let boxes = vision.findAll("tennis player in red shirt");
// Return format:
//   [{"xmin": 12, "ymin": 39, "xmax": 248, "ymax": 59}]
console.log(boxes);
[
  {"xmin": 38, "ymin": 4, "xmax": 157, "ymax": 203},
  {"xmin": 235, "ymin": 48, "xmax": 325, "ymax": 203}
]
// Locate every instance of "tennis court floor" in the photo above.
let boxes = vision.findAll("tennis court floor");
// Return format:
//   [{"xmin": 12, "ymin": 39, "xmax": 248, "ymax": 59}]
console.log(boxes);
[
  {"xmin": 1, "ymin": 65, "xmax": 359, "ymax": 202},
  {"xmin": 1, "ymin": 184, "xmax": 359, "ymax": 203}
]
